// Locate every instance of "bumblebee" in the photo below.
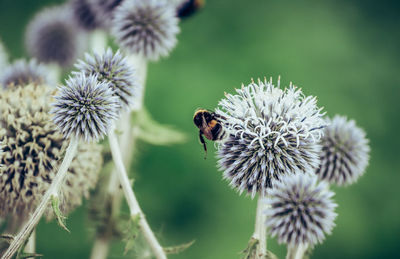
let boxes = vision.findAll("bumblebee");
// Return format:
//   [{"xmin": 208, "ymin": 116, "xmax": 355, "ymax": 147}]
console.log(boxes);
[
  {"xmin": 193, "ymin": 109, "xmax": 225, "ymax": 158},
  {"xmin": 177, "ymin": 0, "xmax": 205, "ymax": 19}
]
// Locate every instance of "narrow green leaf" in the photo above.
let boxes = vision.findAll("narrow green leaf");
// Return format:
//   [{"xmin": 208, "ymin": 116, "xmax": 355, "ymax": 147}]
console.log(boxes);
[
  {"xmin": 164, "ymin": 240, "xmax": 195, "ymax": 254},
  {"xmin": 51, "ymin": 195, "xmax": 69, "ymax": 233}
]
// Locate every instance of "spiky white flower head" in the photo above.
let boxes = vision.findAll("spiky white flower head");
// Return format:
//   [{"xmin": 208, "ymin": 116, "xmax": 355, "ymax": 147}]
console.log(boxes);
[
  {"xmin": 265, "ymin": 173, "xmax": 337, "ymax": 248},
  {"xmin": 70, "ymin": 0, "xmax": 101, "ymax": 31},
  {"xmin": 111, "ymin": 0, "xmax": 180, "ymax": 61},
  {"xmin": 316, "ymin": 115, "xmax": 370, "ymax": 186},
  {"xmin": 216, "ymin": 78, "xmax": 325, "ymax": 198},
  {"xmin": 74, "ymin": 48, "xmax": 138, "ymax": 110},
  {"xmin": 51, "ymin": 73, "xmax": 119, "ymax": 142},
  {"xmin": 0, "ymin": 84, "xmax": 102, "ymax": 220},
  {"xmin": 0, "ymin": 39, "xmax": 8, "ymax": 71},
  {"xmin": 25, "ymin": 6, "xmax": 85, "ymax": 67},
  {"xmin": 0, "ymin": 59, "xmax": 51, "ymax": 88}
]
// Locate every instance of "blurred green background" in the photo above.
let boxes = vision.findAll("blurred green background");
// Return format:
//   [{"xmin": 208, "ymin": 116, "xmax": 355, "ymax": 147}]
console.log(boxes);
[{"xmin": 1, "ymin": 0, "xmax": 400, "ymax": 258}]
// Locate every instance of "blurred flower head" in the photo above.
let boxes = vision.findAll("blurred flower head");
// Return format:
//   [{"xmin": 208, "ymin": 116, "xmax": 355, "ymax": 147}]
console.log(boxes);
[
  {"xmin": 90, "ymin": 0, "xmax": 124, "ymax": 28},
  {"xmin": 0, "ymin": 59, "xmax": 51, "ymax": 88},
  {"xmin": 265, "ymin": 173, "xmax": 337, "ymax": 248},
  {"xmin": 0, "ymin": 84, "xmax": 102, "ymax": 220},
  {"xmin": 51, "ymin": 73, "xmax": 119, "ymax": 142},
  {"xmin": 316, "ymin": 115, "xmax": 370, "ymax": 186},
  {"xmin": 74, "ymin": 48, "xmax": 138, "ymax": 110},
  {"xmin": 216, "ymin": 78, "xmax": 325, "ymax": 198},
  {"xmin": 69, "ymin": 0, "xmax": 101, "ymax": 31},
  {"xmin": 25, "ymin": 6, "xmax": 85, "ymax": 67},
  {"xmin": 111, "ymin": 0, "xmax": 180, "ymax": 61}
]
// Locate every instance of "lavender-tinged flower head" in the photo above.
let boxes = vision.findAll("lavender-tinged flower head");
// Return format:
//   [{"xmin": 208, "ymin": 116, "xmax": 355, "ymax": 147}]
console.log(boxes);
[
  {"xmin": 69, "ymin": 0, "xmax": 101, "ymax": 31},
  {"xmin": 111, "ymin": 0, "xmax": 180, "ymax": 61},
  {"xmin": 316, "ymin": 115, "xmax": 370, "ymax": 186},
  {"xmin": 52, "ymin": 73, "xmax": 119, "ymax": 142},
  {"xmin": 0, "ymin": 59, "xmax": 51, "ymax": 88},
  {"xmin": 216, "ymin": 78, "xmax": 325, "ymax": 198},
  {"xmin": 74, "ymin": 48, "xmax": 138, "ymax": 110},
  {"xmin": 90, "ymin": 0, "xmax": 124, "ymax": 28},
  {"xmin": 265, "ymin": 173, "xmax": 337, "ymax": 247},
  {"xmin": 25, "ymin": 6, "xmax": 84, "ymax": 67}
]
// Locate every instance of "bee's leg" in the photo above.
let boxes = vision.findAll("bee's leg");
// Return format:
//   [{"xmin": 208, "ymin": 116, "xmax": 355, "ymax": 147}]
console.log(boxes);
[{"xmin": 199, "ymin": 130, "xmax": 207, "ymax": 159}]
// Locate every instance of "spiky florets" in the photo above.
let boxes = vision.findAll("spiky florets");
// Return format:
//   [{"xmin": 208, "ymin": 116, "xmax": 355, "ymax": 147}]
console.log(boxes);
[
  {"xmin": 74, "ymin": 48, "xmax": 138, "ymax": 110},
  {"xmin": 70, "ymin": 0, "xmax": 101, "ymax": 31},
  {"xmin": 216, "ymin": 78, "xmax": 325, "ymax": 198},
  {"xmin": 25, "ymin": 6, "xmax": 84, "ymax": 67},
  {"xmin": 316, "ymin": 115, "xmax": 370, "ymax": 186},
  {"xmin": 0, "ymin": 59, "xmax": 50, "ymax": 88},
  {"xmin": 111, "ymin": 0, "xmax": 180, "ymax": 61},
  {"xmin": 52, "ymin": 73, "xmax": 119, "ymax": 142},
  {"xmin": 0, "ymin": 84, "xmax": 102, "ymax": 220},
  {"xmin": 265, "ymin": 173, "xmax": 337, "ymax": 247}
]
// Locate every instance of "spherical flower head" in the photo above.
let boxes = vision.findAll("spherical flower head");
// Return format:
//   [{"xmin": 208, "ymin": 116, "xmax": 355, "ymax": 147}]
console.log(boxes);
[
  {"xmin": 51, "ymin": 73, "xmax": 120, "ymax": 142},
  {"xmin": 265, "ymin": 173, "xmax": 337, "ymax": 248},
  {"xmin": 69, "ymin": 0, "xmax": 101, "ymax": 31},
  {"xmin": 111, "ymin": 0, "xmax": 180, "ymax": 61},
  {"xmin": 0, "ymin": 59, "xmax": 51, "ymax": 88},
  {"xmin": 216, "ymin": 78, "xmax": 325, "ymax": 198},
  {"xmin": 25, "ymin": 6, "xmax": 84, "ymax": 67},
  {"xmin": 316, "ymin": 115, "xmax": 370, "ymax": 186},
  {"xmin": 90, "ymin": 0, "xmax": 124, "ymax": 28},
  {"xmin": 74, "ymin": 48, "xmax": 138, "ymax": 110},
  {"xmin": 0, "ymin": 84, "xmax": 103, "ymax": 220}
]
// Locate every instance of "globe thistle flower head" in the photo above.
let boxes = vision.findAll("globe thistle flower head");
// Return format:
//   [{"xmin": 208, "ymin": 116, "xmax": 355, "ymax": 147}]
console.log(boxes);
[
  {"xmin": 0, "ymin": 84, "xmax": 102, "ymax": 219},
  {"xmin": 216, "ymin": 77, "xmax": 325, "ymax": 198},
  {"xmin": 265, "ymin": 173, "xmax": 337, "ymax": 247},
  {"xmin": 74, "ymin": 48, "xmax": 138, "ymax": 110},
  {"xmin": 316, "ymin": 115, "xmax": 370, "ymax": 186},
  {"xmin": 70, "ymin": 0, "xmax": 101, "ymax": 31},
  {"xmin": 0, "ymin": 59, "xmax": 51, "ymax": 88},
  {"xmin": 111, "ymin": 0, "xmax": 180, "ymax": 61},
  {"xmin": 51, "ymin": 73, "xmax": 120, "ymax": 142},
  {"xmin": 90, "ymin": 0, "xmax": 124, "ymax": 28},
  {"xmin": 25, "ymin": 6, "xmax": 84, "ymax": 67}
]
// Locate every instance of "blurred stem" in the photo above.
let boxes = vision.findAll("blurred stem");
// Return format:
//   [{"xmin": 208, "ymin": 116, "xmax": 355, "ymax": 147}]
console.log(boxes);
[
  {"xmin": 90, "ymin": 30, "xmax": 107, "ymax": 54},
  {"xmin": 108, "ymin": 129, "xmax": 166, "ymax": 259},
  {"xmin": 90, "ymin": 237, "xmax": 110, "ymax": 259},
  {"xmin": 252, "ymin": 197, "xmax": 267, "ymax": 258},
  {"xmin": 286, "ymin": 244, "xmax": 308, "ymax": 259},
  {"xmin": 2, "ymin": 137, "xmax": 78, "ymax": 259},
  {"xmin": 24, "ymin": 229, "xmax": 35, "ymax": 254}
]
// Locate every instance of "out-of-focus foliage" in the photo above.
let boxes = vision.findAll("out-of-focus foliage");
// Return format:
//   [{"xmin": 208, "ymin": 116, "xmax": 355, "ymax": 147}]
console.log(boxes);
[{"xmin": 0, "ymin": 0, "xmax": 399, "ymax": 258}]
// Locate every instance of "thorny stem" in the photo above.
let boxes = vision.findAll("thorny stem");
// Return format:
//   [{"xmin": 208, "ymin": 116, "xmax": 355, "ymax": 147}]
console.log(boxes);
[
  {"xmin": 108, "ymin": 129, "xmax": 166, "ymax": 259},
  {"xmin": 252, "ymin": 197, "xmax": 267, "ymax": 258},
  {"xmin": 90, "ymin": 237, "xmax": 110, "ymax": 259},
  {"xmin": 286, "ymin": 244, "xmax": 308, "ymax": 259},
  {"xmin": 2, "ymin": 137, "xmax": 79, "ymax": 259}
]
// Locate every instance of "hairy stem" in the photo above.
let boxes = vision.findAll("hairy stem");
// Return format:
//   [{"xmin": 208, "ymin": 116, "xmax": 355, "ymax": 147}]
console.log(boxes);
[
  {"xmin": 286, "ymin": 244, "xmax": 308, "ymax": 259},
  {"xmin": 108, "ymin": 129, "xmax": 166, "ymax": 259},
  {"xmin": 252, "ymin": 197, "xmax": 267, "ymax": 258},
  {"xmin": 90, "ymin": 30, "xmax": 107, "ymax": 54},
  {"xmin": 2, "ymin": 137, "xmax": 78, "ymax": 259}
]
